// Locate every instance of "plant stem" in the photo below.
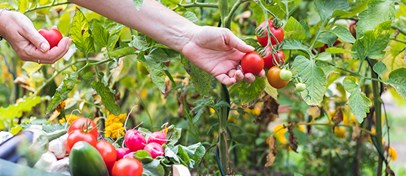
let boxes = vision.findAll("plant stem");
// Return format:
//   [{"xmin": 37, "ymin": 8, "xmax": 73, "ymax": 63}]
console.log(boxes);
[
  {"xmin": 178, "ymin": 2, "xmax": 218, "ymax": 8},
  {"xmin": 371, "ymin": 60, "xmax": 383, "ymax": 176},
  {"xmin": 218, "ymin": 84, "xmax": 231, "ymax": 175},
  {"xmin": 224, "ymin": 0, "xmax": 249, "ymax": 28},
  {"xmin": 310, "ymin": 20, "xmax": 327, "ymax": 51},
  {"xmin": 24, "ymin": 2, "xmax": 71, "ymax": 14}
]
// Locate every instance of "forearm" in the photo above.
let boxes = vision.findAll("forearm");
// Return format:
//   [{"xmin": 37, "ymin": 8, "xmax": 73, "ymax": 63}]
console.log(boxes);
[{"xmin": 68, "ymin": 0, "xmax": 197, "ymax": 52}]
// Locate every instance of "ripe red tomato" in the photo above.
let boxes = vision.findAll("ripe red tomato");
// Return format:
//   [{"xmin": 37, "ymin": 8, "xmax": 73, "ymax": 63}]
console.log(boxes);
[
  {"xmin": 267, "ymin": 66, "xmax": 289, "ymax": 89},
  {"xmin": 256, "ymin": 20, "xmax": 284, "ymax": 47},
  {"xmin": 241, "ymin": 52, "xmax": 264, "ymax": 75},
  {"xmin": 38, "ymin": 28, "xmax": 63, "ymax": 48},
  {"xmin": 263, "ymin": 48, "xmax": 285, "ymax": 69},
  {"xmin": 95, "ymin": 141, "xmax": 117, "ymax": 170},
  {"xmin": 68, "ymin": 118, "xmax": 98, "ymax": 138},
  {"xmin": 66, "ymin": 130, "xmax": 97, "ymax": 153},
  {"xmin": 112, "ymin": 158, "xmax": 143, "ymax": 176}
]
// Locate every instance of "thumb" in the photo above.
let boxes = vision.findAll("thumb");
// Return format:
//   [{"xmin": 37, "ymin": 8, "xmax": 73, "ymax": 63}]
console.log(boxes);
[
  {"xmin": 24, "ymin": 28, "xmax": 50, "ymax": 52},
  {"xmin": 226, "ymin": 30, "xmax": 254, "ymax": 53}
]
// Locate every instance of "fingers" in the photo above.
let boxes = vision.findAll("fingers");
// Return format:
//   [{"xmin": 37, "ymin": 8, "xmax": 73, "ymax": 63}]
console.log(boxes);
[
  {"xmin": 216, "ymin": 74, "xmax": 236, "ymax": 86},
  {"xmin": 22, "ymin": 24, "xmax": 50, "ymax": 53},
  {"xmin": 225, "ymin": 29, "xmax": 254, "ymax": 53},
  {"xmin": 23, "ymin": 37, "xmax": 71, "ymax": 64}
]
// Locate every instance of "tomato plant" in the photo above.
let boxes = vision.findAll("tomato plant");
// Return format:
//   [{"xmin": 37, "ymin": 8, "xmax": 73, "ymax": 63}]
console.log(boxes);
[
  {"xmin": 38, "ymin": 28, "xmax": 63, "ymax": 48},
  {"xmin": 279, "ymin": 69, "xmax": 292, "ymax": 81},
  {"xmin": 241, "ymin": 52, "xmax": 264, "ymax": 75},
  {"xmin": 256, "ymin": 20, "xmax": 284, "ymax": 47},
  {"xmin": 112, "ymin": 158, "xmax": 143, "ymax": 176},
  {"xmin": 267, "ymin": 66, "xmax": 289, "ymax": 89},
  {"xmin": 263, "ymin": 48, "xmax": 285, "ymax": 69}
]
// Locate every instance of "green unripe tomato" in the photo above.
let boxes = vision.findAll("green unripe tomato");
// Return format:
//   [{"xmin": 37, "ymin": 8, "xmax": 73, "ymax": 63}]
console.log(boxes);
[
  {"xmin": 279, "ymin": 69, "xmax": 292, "ymax": 81},
  {"xmin": 295, "ymin": 83, "xmax": 306, "ymax": 92}
]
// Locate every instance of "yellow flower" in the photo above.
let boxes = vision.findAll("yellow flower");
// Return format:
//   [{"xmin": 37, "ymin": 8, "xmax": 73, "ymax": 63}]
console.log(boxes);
[
  {"xmin": 59, "ymin": 114, "xmax": 80, "ymax": 124},
  {"xmin": 105, "ymin": 122, "xmax": 125, "ymax": 139},
  {"xmin": 105, "ymin": 113, "xmax": 127, "ymax": 127},
  {"xmin": 388, "ymin": 147, "xmax": 397, "ymax": 161},
  {"xmin": 251, "ymin": 107, "xmax": 261, "ymax": 116},
  {"xmin": 273, "ymin": 124, "xmax": 288, "ymax": 144}
]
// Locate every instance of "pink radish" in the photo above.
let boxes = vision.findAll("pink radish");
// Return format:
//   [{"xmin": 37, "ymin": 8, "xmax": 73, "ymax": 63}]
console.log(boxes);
[
  {"xmin": 124, "ymin": 130, "xmax": 146, "ymax": 152},
  {"xmin": 116, "ymin": 148, "xmax": 131, "ymax": 160},
  {"xmin": 144, "ymin": 142, "xmax": 164, "ymax": 159},
  {"xmin": 147, "ymin": 131, "xmax": 167, "ymax": 145}
]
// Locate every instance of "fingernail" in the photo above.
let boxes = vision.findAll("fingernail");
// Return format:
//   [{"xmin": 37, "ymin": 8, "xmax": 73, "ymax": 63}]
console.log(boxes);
[{"xmin": 40, "ymin": 43, "xmax": 50, "ymax": 52}]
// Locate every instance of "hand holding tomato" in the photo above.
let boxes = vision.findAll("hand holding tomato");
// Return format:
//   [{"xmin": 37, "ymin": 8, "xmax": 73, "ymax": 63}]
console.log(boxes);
[
  {"xmin": 181, "ymin": 26, "xmax": 264, "ymax": 85},
  {"xmin": 0, "ymin": 11, "xmax": 71, "ymax": 64},
  {"xmin": 38, "ymin": 27, "xmax": 63, "ymax": 49}
]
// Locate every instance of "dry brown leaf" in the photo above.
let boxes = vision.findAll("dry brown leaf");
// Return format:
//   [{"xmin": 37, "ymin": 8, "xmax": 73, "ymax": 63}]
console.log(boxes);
[{"xmin": 265, "ymin": 136, "xmax": 277, "ymax": 167}]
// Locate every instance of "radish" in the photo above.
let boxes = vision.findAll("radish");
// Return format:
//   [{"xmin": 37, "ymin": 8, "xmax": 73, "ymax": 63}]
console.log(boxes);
[
  {"xmin": 147, "ymin": 131, "xmax": 167, "ymax": 145},
  {"xmin": 116, "ymin": 148, "xmax": 131, "ymax": 160},
  {"xmin": 144, "ymin": 142, "xmax": 164, "ymax": 159},
  {"xmin": 124, "ymin": 130, "xmax": 146, "ymax": 152}
]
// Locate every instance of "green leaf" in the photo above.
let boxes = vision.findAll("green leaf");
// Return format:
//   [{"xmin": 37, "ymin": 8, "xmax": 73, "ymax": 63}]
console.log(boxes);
[
  {"xmin": 133, "ymin": 0, "xmax": 144, "ymax": 10},
  {"xmin": 284, "ymin": 17, "xmax": 306, "ymax": 40},
  {"xmin": 318, "ymin": 32, "xmax": 337, "ymax": 46},
  {"xmin": 325, "ymin": 47, "xmax": 353, "ymax": 54},
  {"xmin": 314, "ymin": 0, "xmax": 349, "ymax": 22},
  {"xmin": 191, "ymin": 98, "xmax": 213, "ymax": 123},
  {"xmin": 386, "ymin": 68, "xmax": 406, "ymax": 100},
  {"xmin": 17, "ymin": 0, "xmax": 28, "ymax": 13},
  {"xmin": 183, "ymin": 11, "xmax": 198, "ymax": 23},
  {"xmin": 130, "ymin": 35, "xmax": 148, "ymax": 51},
  {"xmin": 343, "ymin": 76, "xmax": 371, "ymax": 122},
  {"xmin": 373, "ymin": 62, "xmax": 387, "ymax": 78},
  {"xmin": 71, "ymin": 8, "xmax": 94, "ymax": 55},
  {"xmin": 108, "ymin": 47, "xmax": 136, "ymax": 58},
  {"xmin": 167, "ymin": 126, "xmax": 182, "ymax": 146},
  {"xmin": 352, "ymin": 21, "xmax": 392, "ymax": 60},
  {"xmin": 10, "ymin": 125, "xmax": 22, "ymax": 135},
  {"xmin": 230, "ymin": 77, "xmax": 266, "ymax": 104},
  {"xmin": 0, "ymin": 96, "xmax": 42, "ymax": 129},
  {"xmin": 48, "ymin": 73, "xmax": 78, "ymax": 112},
  {"xmin": 22, "ymin": 62, "xmax": 42, "ymax": 75},
  {"xmin": 282, "ymin": 39, "xmax": 312, "ymax": 55},
  {"xmin": 91, "ymin": 81, "xmax": 121, "ymax": 115},
  {"xmin": 174, "ymin": 143, "xmax": 205, "ymax": 168},
  {"xmin": 357, "ymin": 0, "xmax": 395, "ymax": 37},
  {"xmin": 91, "ymin": 20, "xmax": 109, "ymax": 50},
  {"xmin": 331, "ymin": 25, "xmax": 356, "ymax": 43},
  {"xmin": 134, "ymin": 150, "xmax": 153, "ymax": 163},
  {"xmin": 182, "ymin": 58, "xmax": 214, "ymax": 96},
  {"xmin": 142, "ymin": 159, "xmax": 165, "ymax": 176},
  {"xmin": 292, "ymin": 56, "xmax": 327, "ymax": 105}
]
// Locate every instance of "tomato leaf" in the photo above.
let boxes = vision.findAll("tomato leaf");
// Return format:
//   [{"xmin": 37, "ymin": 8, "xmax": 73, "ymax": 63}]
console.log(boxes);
[
  {"xmin": 315, "ymin": 0, "xmax": 349, "ymax": 22},
  {"xmin": 284, "ymin": 17, "xmax": 306, "ymax": 40},
  {"xmin": 343, "ymin": 76, "xmax": 371, "ymax": 122},
  {"xmin": 373, "ymin": 61, "xmax": 387, "ymax": 78},
  {"xmin": 352, "ymin": 22, "xmax": 391, "ymax": 60},
  {"xmin": 48, "ymin": 73, "xmax": 78, "ymax": 112},
  {"xmin": 91, "ymin": 81, "xmax": 121, "ymax": 115},
  {"xmin": 331, "ymin": 25, "xmax": 355, "ymax": 43},
  {"xmin": 386, "ymin": 68, "xmax": 406, "ymax": 101},
  {"xmin": 292, "ymin": 56, "xmax": 327, "ymax": 105},
  {"xmin": 282, "ymin": 39, "xmax": 312, "ymax": 55},
  {"xmin": 325, "ymin": 47, "xmax": 353, "ymax": 54},
  {"xmin": 182, "ymin": 58, "xmax": 214, "ymax": 96},
  {"xmin": 356, "ymin": 0, "xmax": 395, "ymax": 37},
  {"xmin": 230, "ymin": 77, "xmax": 266, "ymax": 104},
  {"xmin": 183, "ymin": 11, "xmax": 198, "ymax": 23},
  {"xmin": 70, "ymin": 8, "xmax": 94, "ymax": 55},
  {"xmin": 129, "ymin": 35, "xmax": 148, "ymax": 51}
]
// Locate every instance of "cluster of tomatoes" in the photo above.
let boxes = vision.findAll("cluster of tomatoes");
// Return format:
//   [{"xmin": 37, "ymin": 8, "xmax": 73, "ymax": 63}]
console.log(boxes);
[{"xmin": 241, "ymin": 19, "xmax": 298, "ymax": 90}]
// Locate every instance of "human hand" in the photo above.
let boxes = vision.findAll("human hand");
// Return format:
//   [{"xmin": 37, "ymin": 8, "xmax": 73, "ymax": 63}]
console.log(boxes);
[
  {"xmin": 181, "ymin": 26, "xmax": 265, "ymax": 85},
  {"xmin": 0, "ymin": 10, "xmax": 71, "ymax": 64}
]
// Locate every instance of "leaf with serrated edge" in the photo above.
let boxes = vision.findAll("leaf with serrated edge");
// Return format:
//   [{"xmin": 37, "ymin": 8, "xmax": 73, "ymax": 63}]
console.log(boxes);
[
  {"xmin": 230, "ymin": 77, "xmax": 266, "ymax": 104},
  {"xmin": 70, "ymin": 9, "xmax": 94, "ymax": 55},
  {"xmin": 343, "ymin": 76, "xmax": 371, "ymax": 122},
  {"xmin": 292, "ymin": 56, "xmax": 327, "ymax": 105},
  {"xmin": 91, "ymin": 81, "xmax": 121, "ymax": 115},
  {"xmin": 386, "ymin": 68, "xmax": 406, "ymax": 100}
]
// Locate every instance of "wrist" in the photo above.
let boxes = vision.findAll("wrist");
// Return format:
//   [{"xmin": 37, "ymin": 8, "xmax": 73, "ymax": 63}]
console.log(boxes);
[
  {"xmin": 0, "ymin": 9, "xmax": 9, "ymax": 36},
  {"xmin": 173, "ymin": 24, "xmax": 200, "ymax": 53}
]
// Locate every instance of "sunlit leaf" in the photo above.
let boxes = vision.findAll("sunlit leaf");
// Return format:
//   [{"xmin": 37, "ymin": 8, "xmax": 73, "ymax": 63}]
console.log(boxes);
[
  {"xmin": 91, "ymin": 81, "xmax": 121, "ymax": 115},
  {"xmin": 386, "ymin": 68, "xmax": 406, "ymax": 100},
  {"xmin": 343, "ymin": 76, "xmax": 371, "ymax": 121}
]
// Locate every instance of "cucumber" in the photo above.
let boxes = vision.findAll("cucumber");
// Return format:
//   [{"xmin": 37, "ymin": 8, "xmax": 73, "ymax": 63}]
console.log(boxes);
[{"xmin": 69, "ymin": 141, "xmax": 109, "ymax": 176}]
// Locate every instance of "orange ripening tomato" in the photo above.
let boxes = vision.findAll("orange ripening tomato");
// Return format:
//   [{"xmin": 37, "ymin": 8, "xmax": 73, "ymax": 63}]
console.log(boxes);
[{"xmin": 267, "ymin": 66, "xmax": 289, "ymax": 89}]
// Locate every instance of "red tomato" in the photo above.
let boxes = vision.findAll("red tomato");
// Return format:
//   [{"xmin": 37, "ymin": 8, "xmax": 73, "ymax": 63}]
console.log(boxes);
[
  {"xmin": 241, "ymin": 52, "xmax": 264, "ymax": 75},
  {"xmin": 95, "ymin": 141, "xmax": 117, "ymax": 170},
  {"xmin": 263, "ymin": 48, "xmax": 285, "ymax": 69},
  {"xmin": 68, "ymin": 118, "xmax": 98, "ymax": 138},
  {"xmin": 38, "ymin": 28, "xmax": 63, "ymax": 48},
  {"xmin": 267, "ymin": 66, "xmax": 289, "ymax": 89},
  {"xmin": 349, "ymin": 21, "xmax": 357, "ymax": 38},
  {"xmin": 66, "ymin": 130, "xmax": 97, "ymax": 153},
  {"xmin": 112, "ymin": 158, "xmax": 143, "ymax": 176},
  {"xmin": 256, "ymin": 20, "xmax": 284, "ymax": 47}
]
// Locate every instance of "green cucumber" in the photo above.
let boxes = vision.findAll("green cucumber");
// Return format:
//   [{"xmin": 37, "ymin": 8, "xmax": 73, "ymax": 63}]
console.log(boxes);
[{"xmin": 69, "ymin": 141, "xmax": 109, "ymax": 176}]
